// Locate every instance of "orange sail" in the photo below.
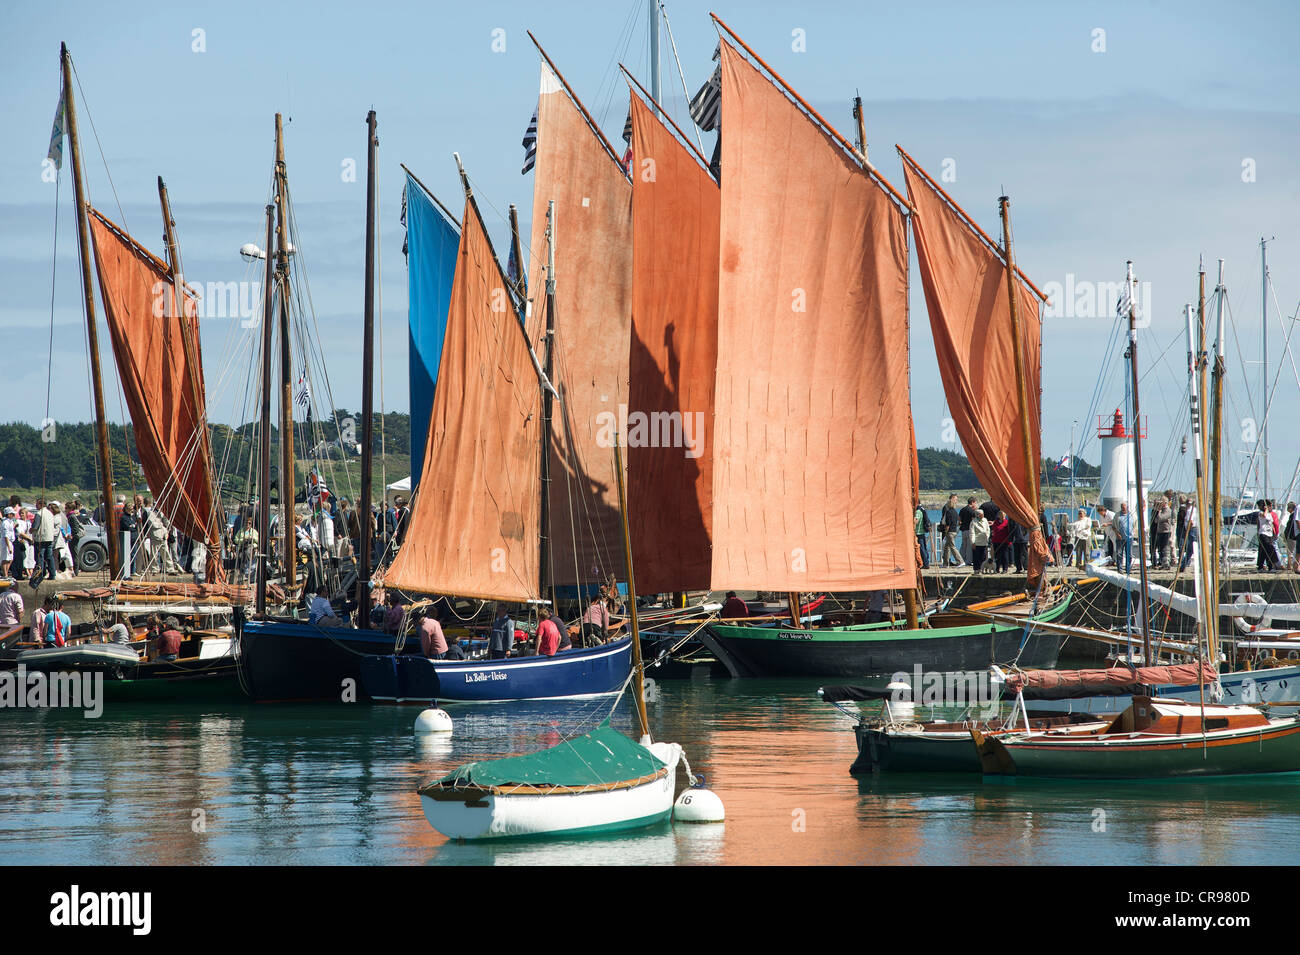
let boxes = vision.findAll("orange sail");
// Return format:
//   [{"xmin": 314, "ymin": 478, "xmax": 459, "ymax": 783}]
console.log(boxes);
[
  {"xmin": 626, "ymin": 92, "xmax": 718, "ymax": 594},
  {"xmin": 526, "ymin": 62, "xmax": 632, "ymax": 590},
  {"xmin": 899, "ymin": 152, "xmax": 1049, "ymax": 586},
  {"xmin": 88, "ymin": 209, "xmax": 217, "ymax": 550},
  {"xmin": 711, "ymin": 43, "xmax": 917, "ymax": 593},
  {"xmin": 384, "ymin": 196, "xmax": 542, "ymax": 601}
]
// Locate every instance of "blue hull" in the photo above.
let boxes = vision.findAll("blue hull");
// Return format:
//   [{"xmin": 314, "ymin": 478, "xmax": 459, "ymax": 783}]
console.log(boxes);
[
  {"xmin": 360, "ymin": 637, "xmax": 634, "ymax": 704},
  {"xmin": 238, "ymin": 619, "xmax": 424, "ymax": 703}
]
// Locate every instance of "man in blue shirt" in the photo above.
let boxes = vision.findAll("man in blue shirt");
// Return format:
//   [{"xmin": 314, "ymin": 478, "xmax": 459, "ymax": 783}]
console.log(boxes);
[
  {"xmin": 1113, "ymin": 503, "xmax": 1134, "ymax": 574},
  {"xmin": 488, "ymin": 603, "xmax": 513, "ymax": 660}
]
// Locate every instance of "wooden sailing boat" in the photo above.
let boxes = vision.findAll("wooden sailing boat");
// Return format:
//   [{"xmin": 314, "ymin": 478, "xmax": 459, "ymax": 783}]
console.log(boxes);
[
  {"xmin": 697, "ymin": 18, "xmax": 1069, "ymax": 678},
  {"xmin": 16, "ymin": 45, "xmax": 243, "ymax": 700}
]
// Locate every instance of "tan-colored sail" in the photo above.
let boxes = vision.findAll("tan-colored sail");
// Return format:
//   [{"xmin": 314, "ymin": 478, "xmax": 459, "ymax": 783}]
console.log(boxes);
[
  {"xmin": 384, "ymin": 198, "xmax": 541, "ymax": 601},
  {"xmin": 710, "ymin": 43, "xmax": 917, "ymax": 593},
  {"xmin": 900, "ymin": 155, "xmax": 1049, "ymax": 585},
  {"xmin": 87, "ymin": 209, "xmax": 218, "ymax": 553},
  {"xmin": 627, "ymin": 92, "xmax": 718, "ymax": 594},
  {"xmin": 526, "ymin": 62, "xmax": 632, "ymax": 591}
]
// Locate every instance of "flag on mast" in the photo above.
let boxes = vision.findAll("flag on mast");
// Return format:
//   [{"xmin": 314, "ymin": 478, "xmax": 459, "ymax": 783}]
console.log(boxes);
[{"xmin": 47, "ymin": 83, "xmax": 66, "ymax": 170}]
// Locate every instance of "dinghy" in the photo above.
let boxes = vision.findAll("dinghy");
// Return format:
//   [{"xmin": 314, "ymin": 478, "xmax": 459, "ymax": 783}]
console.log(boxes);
[{"xmin": 418, "ymin": 722, "xmax": 681, "ymax": 839}]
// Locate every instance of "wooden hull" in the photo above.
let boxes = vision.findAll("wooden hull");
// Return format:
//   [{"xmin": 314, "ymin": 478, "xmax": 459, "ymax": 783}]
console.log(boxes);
[
  {"xmin": 420, "ymin": 742, "xmax": 681, "ymax": 840},
  {"xmin": 994, "ymin": 720, "xmax": 1300, "ymax": 778},
  {"xmin": 707, "ymin": 595, "xmax": 1070, "ymax": 677}
]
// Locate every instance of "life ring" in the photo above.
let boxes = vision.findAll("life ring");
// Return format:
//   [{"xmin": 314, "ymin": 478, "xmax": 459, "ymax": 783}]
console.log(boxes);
[{"xmin": 1234, "ymin": 593, "xmax": 1272, "ymax": 634}]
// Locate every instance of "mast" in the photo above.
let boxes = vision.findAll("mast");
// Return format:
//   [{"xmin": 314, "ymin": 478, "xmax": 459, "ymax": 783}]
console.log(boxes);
[
  {"xmin": 998, "ymin": 197, "xmax": 1041, "ymax": 538},
  {"xmin": 852, "ymin": 94, "xmax": 868, "ymax": 162},
  {"xmin": 61, "ymin": 43, "xmax": 119, "ymax": 576},
  {"xmin": 158, "ymin": 177, "xmax": 220, "ymax": 575},
  {"xmin": 274, "ymin": 114, "xmax": 296, "ymax": 596},
  {"xmin": 507, "ymin": 204, "xmax": 525, "ymax": 297},
  {"xmin": 1260, "ymin": 237, "xmax": 1270, "ymax": 499},
  {"xmin": 357, "ymin": 109, "xmax": 377, "ymax": 627},
  {"xmin": 1069, "ymin": 420, "xmax": 1076, "ymax": 512},
  {"xmin": 647, "ymin": 0, "xmax": 661, "ymax": 115},
  {"xmin": 1125, "ymin": 260, "xmax": 1154, "ymax": 664},
  {"xmin": 613, "ymin": 433, "xmax": 650, "ymax": 744},
  {"xmin": 539, "ymin": 200, "xmax": 557, "ymax": 611},
  {"xmin": 1184, "ymin": 304, "xmax": 1213, "ymax": 678},
  {"xmin": 256, "ymin": 203, "xmax": 274, "ymax": 613},
  {"xmin": 1197, "ymin": 259, "xmax": 1208, "ymax": 475},
  {"xmin": 1209, "ymin": 258, "xmax": 1227, "ymax": 666}
]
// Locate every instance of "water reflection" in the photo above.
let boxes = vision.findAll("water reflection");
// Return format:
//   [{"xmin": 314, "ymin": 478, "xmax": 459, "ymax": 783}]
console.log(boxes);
[{"xmin": 0, "ymin": 679, "xmax": 1296, "ymax": 865}]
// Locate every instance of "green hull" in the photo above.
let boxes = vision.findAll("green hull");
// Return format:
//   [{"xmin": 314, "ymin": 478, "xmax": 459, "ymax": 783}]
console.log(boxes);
[
  {"xmin": 708, "ymin": 594, "xmax": 1071, "ymax": 677},
  {"xmin": 1001, "ymin": 724, "xmax": 1300, "ymax": 778}
]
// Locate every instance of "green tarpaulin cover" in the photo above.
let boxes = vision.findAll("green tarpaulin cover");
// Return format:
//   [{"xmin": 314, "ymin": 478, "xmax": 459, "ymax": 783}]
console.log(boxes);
[{"xmin": 436, "ymin": 722, "xmax": 664, "ymax": 789}]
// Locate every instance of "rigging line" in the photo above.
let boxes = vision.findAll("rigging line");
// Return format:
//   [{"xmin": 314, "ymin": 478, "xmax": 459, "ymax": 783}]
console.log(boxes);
[
  {"xmin": 659, "ymin": 1, "xmax": 706, "ymax": 156},
  {"xmin": 591, "ymin": 0, "xmax": 642, "ymax": 137},
  {"xmin": 68, "ymin": 58, "xmax": 128, "ymax": 238},
  {"xmin": 43, "ymin": 173, "xmax": 62, "ymax": 493}
]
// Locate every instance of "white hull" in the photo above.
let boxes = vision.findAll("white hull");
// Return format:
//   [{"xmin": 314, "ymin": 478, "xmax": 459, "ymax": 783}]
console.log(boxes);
[{"xmin": 421, "ymin": 742, "xmax": 682, "ymax": 840}]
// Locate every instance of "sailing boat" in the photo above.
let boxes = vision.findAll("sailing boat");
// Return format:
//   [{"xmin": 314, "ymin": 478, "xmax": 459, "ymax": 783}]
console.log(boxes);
[
  {"xmin": 700, "ymin": 18, "xmax": 1069, "ymax": 679},
  {"xmin": 9, "ymin": 45, "xmax": 243, "ymax": 700},
  {"xmin": 1040, "ymin": 259, "xmax": 1300, "ymax": 714}
]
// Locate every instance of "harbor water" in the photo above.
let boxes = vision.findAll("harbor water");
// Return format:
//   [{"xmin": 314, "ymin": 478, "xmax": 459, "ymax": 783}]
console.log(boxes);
[{"xmin": 3, "ymin": 675, "xmax": 1297, "ymax": 865}]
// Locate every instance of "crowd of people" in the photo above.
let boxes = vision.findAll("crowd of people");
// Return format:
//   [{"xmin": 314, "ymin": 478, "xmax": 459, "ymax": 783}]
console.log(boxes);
[{"xmin": 913, "ymin": 489, "xmax": 1300, "ymax": 576}]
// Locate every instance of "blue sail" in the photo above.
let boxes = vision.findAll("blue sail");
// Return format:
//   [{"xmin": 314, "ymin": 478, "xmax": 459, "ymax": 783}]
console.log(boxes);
[{"xmin": 405, "ymin": 174, "xmax": 459, "ymax": 492}]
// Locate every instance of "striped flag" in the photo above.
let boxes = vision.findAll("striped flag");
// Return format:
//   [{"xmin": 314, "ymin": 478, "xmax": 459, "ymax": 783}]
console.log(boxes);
[
  {"xmin": 521, "ymin": 106, "xmax": 538, "ymax": 174},
  {"xmin": 689, "ymin": 65, "xmax": 721, "ymax": 132},
  {"xmin": 622, "ymin": 107, "xmax": 632, "ymax": 143},
  {"xmin": 295, "ymin": 367, "xmax": 311, "ymax": 419},
  {"xmin": 1056, "ymin": 454, "xmax": 1072, "ymax": 470},
  {"xmin": 47, "ymin": 84, "xmax": 67, "ymax": 170}
]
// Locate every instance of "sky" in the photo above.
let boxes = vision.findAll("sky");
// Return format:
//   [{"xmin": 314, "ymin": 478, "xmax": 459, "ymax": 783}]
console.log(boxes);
[{"xmin": 2, "ymin": 0, "xmax": 1298, "ymax": 499}]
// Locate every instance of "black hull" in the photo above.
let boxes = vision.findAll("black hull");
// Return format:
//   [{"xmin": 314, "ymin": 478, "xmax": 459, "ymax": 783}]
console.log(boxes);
[
  {"xmin": 707, "ymin": 628, "xmax": 1064, "ymax": 678},
  {"xmin": 238, "ymin": 620, "xmax": 419, "ymax": 703}
]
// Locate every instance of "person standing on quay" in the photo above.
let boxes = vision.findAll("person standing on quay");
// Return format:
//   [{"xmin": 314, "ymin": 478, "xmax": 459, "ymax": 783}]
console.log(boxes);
[
  {"xmin": 939, "ymin": 494, "xmax": 965, "ymax": 567},
  {"xmin": 1071, "ymin": 509, "xmax": 1092, "ymax": 570},
  {"xmin": 970, "ymin": 508, "xmax": 990, "ymax": 573},
  {"xmin": 1153, "ymin": 496, "xmax": 1174, "ymax": 569},
  {"xmin": 29, "ymin": 498, "xmax": 56, "ymax": 588},
  {"xmin": 1113, "ymin": 502, "xmax": 1134, "ymax": 574},
  {"xmin": 913, "ymin": 503, "xmax": 931, "ymax": 569},
  {"xmin": 959, "ymin": 497, "xmax": 979, "ymax": 566}
]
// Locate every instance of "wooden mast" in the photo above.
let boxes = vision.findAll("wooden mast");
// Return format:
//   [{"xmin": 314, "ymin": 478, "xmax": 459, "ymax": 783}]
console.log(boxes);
[
  {"xmin": 539, "ymin": 200, "xmax": 557, "ymax": 613},
  {"xmin": 357, "ymin": 109, "xmax": 377, "ymax": 627},
  {"xmin": 256, "ymin": 203, "xmax": 274, "ymax": 614},
  {"xmin": 1124, "ymin": 260, "xmax": 1154, "ymax": 665},
  {"xmin": 158, "ymin": 177, "xmax": 220, "ymax": 578},
  {"xmin": 61, "ymin": 43, "xmax": 119, "ymax": 576},
  {"xmin": 507, "ymin": 204, "xmax": 525, "ymax": 297},
  {"xmin": 613, "ymin": 433, "xmax": 650, "ymax": 744},
  {"xmin": 998, "ymin": 197, "xmax": 1041, "ymax": 529},
  {"xmin": 1209, "ymin": 259, "xmax": 1227, "ymax": 666},
  {"xmin": 273, "ymin": 114, "xmax": 296, "ymax": 596}
]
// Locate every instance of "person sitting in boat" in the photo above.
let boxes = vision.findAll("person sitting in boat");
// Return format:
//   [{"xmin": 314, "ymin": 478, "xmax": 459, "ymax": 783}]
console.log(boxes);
[
  {"xmin": 536, "ymin": 613, "xmax": 562, "ymax": 657},
  {"xmin": 309, "ymin": 585, "xmax": 344, "ymax": 627},
  {"xmin": 155, "ymin": 615, "xmax": 185, "ymax": 662},
  {"xmin": 581, "ymin": 593, "xmax": 608, "ymax": 646},
  {"xmin": 382, "ymin": 592, "xmax": 407, "ymax": 635},
  {"xmin": 0, "ymin": 584, "xmax": 23, "ymax": 629},
  {"xmin": 30, "ymin": 596, "xmax": 53, "ymax": 645},
  {"xmin": 417, "ymin": 606, "xmax": 449, "ymax": 659},
  {"xmin": 44, "ymin": 598, "xmax": 71, "ymax": 648},
  {"xmin": 720, "ymin": 591, "xmax": 748, "ymax": 619},
  {"xmin": 489, "ymin": 603, "xmax": 514, "ymax": 660}
]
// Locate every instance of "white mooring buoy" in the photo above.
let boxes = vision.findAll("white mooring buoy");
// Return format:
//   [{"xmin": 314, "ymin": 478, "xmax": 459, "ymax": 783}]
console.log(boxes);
[
  {"xmin": 885, "ymin": 680, "xmax": 914, "ymax": 722},
  {"xmin": 414, "ymin": 708, "xmax": 453, "ymax": 735},
  {"xmin": 674, "ymin": 785, "xmax": 725, "ymax": 823}
]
